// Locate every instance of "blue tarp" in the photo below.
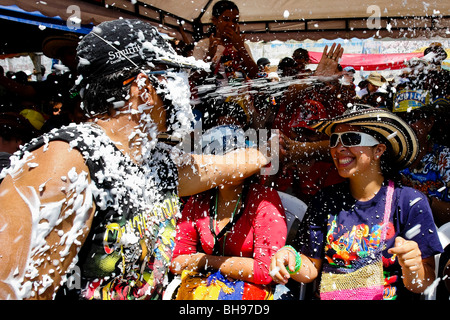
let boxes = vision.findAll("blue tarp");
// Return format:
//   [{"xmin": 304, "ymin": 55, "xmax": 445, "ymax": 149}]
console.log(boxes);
[{"xmin": 0, "ymin": 4, "xmax": 92, "ymax": 34}]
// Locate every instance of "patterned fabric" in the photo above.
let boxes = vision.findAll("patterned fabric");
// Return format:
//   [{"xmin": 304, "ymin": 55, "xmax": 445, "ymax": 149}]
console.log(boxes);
[
  {"xmin": 400, "ymin": 142, "xmax": 450, "ymax": 203},
  {"xmin": 320, "ymin": 260, "xmax": 385, "ymax": 300},
  {"xmin": 175, "ymin": 270, "xmax": 273, "ymax": 300},
  {"xmin": 319, "ymin": 181, "xmax": 394, "ymax": 300},
  {"xmin": 298, "ymin": 180, "xmax": 443, "ymax": 300}
]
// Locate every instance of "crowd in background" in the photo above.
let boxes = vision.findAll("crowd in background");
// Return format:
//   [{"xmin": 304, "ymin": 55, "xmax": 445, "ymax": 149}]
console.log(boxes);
[{"xmin": 0, "ymin": 0, "xmax": 449, "ymax": 301}]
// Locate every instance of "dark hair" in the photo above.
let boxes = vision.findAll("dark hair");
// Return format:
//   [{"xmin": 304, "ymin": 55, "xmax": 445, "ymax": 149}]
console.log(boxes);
[
  {"xmin": 379, "ymin": 150, "xmax": 402, "ymax": 183},
  {"xmin": 212, "ymin": 0, "xmax": 239, "ymax": 17},
  {"xmin": 424, "ymin": 45, "xmax": 447, "ymax": 61},
  {"xmin": 13, "ymin": 71, "xmax": 28, "ymax": 84},
  {"xmin": 80, "ymin": 67, "xmax": 140, "ymax": 117},
  {"xmin": 0, "ymin": 112, "xmax": 37, "ymax": 144},
  {"xmin": 293, "ymin": 48, "xmax": 309, "ymax": 62},
  {"xmin": 278, "ymin": 57, "xmax": 298, "ymax": 77},
  {"xmin": 359, "ymin": 127, "xmax": 402, "ymax": 179},
  {"xmin": 80, "ymin": 68, "xmax": 177, "ymax": 132},
  {"xmin": 278, "ymin": 57, "xmax": 296, "ymax": 70},
  {"xmin": 203, "ymin": 100, "xmax": 249, "ymax": 129},
  {"xmin": 257, "ymin": 57, "xmax": 270, "ymax": 67}
]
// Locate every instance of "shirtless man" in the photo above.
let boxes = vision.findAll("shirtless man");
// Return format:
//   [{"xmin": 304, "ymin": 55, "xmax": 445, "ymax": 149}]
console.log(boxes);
[{"xmin": 0, "ymin": 19, "xmax": 271, "ymax": 300}]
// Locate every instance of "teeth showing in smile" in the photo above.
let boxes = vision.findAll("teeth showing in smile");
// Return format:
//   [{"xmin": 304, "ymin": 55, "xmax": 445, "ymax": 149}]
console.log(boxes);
[{"xmin": 338, "ymin": 157, "xmax": 353, "ymax": 165}]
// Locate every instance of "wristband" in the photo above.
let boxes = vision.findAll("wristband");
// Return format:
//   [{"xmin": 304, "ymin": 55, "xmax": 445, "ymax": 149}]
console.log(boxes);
[{"xmin": 282, "ymin": 245, "xmax": 302, "ymax": 274}]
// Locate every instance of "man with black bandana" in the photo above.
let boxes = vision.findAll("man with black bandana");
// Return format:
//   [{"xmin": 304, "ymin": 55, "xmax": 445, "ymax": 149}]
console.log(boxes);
[{"xmin": 0, "ymin": 19, "xmax": 272, "ymax": 300}]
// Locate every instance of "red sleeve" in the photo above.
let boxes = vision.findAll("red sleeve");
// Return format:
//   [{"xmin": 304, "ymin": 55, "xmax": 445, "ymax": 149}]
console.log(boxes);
[{"xmin": 250, "ymin": 185, "xmax": 287, "ymax": 284}]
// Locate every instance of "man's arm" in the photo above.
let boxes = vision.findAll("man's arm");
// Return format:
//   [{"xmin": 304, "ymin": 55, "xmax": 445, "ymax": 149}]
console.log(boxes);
[
  {"xmin": 0, "ymin": 141, "xmax": 96, "ymax": 299},
  {"xmin": 177, "ymin": 147, "xmax": 270, "ymax": 197}
]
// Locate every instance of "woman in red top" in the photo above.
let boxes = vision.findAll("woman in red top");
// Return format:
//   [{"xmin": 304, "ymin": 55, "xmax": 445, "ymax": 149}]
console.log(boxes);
[{"xmin": 170, "ymin": 180, "xmax": 287, "ymax": 286}]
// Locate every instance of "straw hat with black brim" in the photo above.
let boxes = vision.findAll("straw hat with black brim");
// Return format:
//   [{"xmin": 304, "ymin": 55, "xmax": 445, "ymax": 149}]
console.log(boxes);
[{"xmin": 308, "ymin": 105, "xmax": 419, "ymax": 170}]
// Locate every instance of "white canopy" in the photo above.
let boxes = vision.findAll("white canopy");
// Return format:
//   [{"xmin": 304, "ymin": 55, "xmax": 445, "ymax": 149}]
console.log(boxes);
[
  {"xmin": 136, "ymin": 0, "xmax": 450, "ymax": 41},
  {"xmin": 2, "ymin": 0, "xmax": 449, "ymax": 42}
]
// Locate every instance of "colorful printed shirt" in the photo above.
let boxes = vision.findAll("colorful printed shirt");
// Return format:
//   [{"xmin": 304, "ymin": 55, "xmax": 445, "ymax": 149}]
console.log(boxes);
[
  {"xmin": 297, "ymin": 181, "xmax": 443, "ymax": 300},
  {"xmin": 22, "ymin": 123, "xmax": 180, "ymax": 300},
  {"xmin": 400, "ymin": 143, "xmax": 450, "ymax": 203}
]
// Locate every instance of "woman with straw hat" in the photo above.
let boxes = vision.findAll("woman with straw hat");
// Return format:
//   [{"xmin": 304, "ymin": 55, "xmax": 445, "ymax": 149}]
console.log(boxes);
[{"xmin": 270, "ymin": 105, "xmax": 443, "ymax": 300}]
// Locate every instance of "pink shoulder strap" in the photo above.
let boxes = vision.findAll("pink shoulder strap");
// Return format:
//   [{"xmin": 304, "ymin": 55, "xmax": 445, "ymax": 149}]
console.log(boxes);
[{"xmin": 380, "ymin": 180, "xmax": 394, "ymax": 242}]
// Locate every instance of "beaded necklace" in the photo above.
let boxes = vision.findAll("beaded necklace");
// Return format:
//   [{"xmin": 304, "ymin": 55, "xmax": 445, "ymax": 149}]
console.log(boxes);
[{"xmin": 209, "ymin": 184, "xmax": 249, "ymax": 256}]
